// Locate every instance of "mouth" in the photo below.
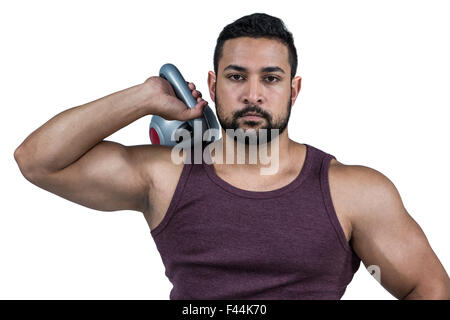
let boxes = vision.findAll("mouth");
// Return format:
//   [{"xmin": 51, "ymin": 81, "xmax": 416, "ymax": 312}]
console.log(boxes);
[{"xmin": 241, "ymin": 112, "xmax": 264, "ymax": 120}]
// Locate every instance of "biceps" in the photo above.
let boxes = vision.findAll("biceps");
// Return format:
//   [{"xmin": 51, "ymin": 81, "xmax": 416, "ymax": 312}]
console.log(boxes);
[
  {"xmin": 352, "ymin": 204, "xmax": 443, "ymax": 299},
  {"xmin": 31, "ymin": 141, "xmax": 149, "ymax": 212}
]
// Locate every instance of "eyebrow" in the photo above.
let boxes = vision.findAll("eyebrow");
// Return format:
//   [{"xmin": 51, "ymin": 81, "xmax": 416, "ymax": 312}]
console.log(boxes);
[{"xmin": 223, "ymin": 64, "xmax": 286, "ymax": 74}]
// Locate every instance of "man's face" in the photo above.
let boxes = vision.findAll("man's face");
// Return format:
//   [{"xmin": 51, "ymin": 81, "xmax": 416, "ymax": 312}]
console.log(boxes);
[{"xmin": 209, "ymin": 37, "xmax": 296, "ymax": 144}]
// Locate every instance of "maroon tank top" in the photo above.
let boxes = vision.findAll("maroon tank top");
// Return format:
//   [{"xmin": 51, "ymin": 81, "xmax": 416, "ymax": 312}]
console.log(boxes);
[{"xmin": 150, "ymin": 143, "xmax": 361, "ymax": 299}]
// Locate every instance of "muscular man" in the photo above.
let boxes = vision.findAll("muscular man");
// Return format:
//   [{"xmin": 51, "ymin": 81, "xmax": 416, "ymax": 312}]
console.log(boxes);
[{"xmin": 14, "ymin": 13, "xmax": 449, "ymax": 300}]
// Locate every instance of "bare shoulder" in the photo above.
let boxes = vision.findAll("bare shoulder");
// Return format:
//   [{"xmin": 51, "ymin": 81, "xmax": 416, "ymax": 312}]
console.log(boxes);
[
  {"xmin": 329, "ymin": 157, "xmax": 395, "ymax": 187},
  {"xmin": 327, "ymin": 158, "xmax": 401, "ymax": 241},
  {"xmin": 328, "ymin": 159, "xmax": 400, "ymax": 210},
  {"xmin": 132, "ymin": 144, "xmax": 185, "ymax": 185}
]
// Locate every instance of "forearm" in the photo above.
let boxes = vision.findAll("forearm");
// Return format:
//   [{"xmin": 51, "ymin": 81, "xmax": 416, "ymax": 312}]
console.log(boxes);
[{"xmin": 15, "ymin": 82, "xmax": 153, "ymax": 173}]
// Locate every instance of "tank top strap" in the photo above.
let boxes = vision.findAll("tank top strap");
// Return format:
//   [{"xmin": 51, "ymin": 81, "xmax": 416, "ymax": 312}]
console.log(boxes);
[{"xmin": 301, "ymin": 143, "xmax": 335, "ymax": 180}]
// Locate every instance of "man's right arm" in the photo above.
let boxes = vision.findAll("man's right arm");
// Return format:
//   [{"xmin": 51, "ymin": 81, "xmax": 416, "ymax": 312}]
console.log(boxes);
[
  {"xmin": 13, "ymin": 77, "xmax": 207, "ymax": 213},
  {"xmin": 15, "ymin": 140, "xmax": 156, "ymax": 212}
]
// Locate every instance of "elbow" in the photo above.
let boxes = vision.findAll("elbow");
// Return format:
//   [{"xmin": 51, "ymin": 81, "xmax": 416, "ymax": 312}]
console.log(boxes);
[
  {"xmin": 14, "ymin": 146, "xmax": 28, "ymax": 171},
  {"xmin": 14, "ymin": 146, "xmax": 41, "ymax": 182}
]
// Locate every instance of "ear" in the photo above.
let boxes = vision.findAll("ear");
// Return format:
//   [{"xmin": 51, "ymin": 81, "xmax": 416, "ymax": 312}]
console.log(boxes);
[
  {"xmin": 290, "ymin": 76, "xmax": 302, "ymax": 106},
  {"xmin": 207, "ymin": 71, "xmax": 217, "ymax": 102}
]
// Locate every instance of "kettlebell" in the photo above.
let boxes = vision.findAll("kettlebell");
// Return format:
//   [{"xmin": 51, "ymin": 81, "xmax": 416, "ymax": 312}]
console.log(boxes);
[{"xmin": 149, "ymin": 63, "xmax": 220, "ymax": 147}]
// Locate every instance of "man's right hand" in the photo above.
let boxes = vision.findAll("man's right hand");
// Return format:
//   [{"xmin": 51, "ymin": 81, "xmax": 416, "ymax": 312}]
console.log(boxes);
[{"xmin": 143, "ymin": 76, "xmax": 208, "ymax": 121}]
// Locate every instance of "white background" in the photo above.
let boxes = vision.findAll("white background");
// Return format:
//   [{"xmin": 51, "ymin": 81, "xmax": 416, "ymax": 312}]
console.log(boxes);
[{"xmin": 1, "ymin": 0, "xmax": 449, "ymax": 299}]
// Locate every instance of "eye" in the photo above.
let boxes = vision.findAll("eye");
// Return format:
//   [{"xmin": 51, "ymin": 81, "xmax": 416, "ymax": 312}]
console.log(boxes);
[
  {"xmin": 265, "ymin": 75, "xmax": 279, "ymax": 83},
  {"xmin": 227, "ymin": 74, "xmax": 280, "ymax": 83},
  {"xmin": 228, "ymin": 74, "xmax": 244, "ymax": 81}
]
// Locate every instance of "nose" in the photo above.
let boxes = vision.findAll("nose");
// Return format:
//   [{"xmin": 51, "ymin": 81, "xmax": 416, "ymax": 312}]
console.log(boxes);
[{"xmin": 242, "ymin": 76, "xmax": 263, "ymax": 105}]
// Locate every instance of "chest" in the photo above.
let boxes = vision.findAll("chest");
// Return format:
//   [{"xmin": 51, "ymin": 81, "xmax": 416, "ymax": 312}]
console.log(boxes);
[
  {"xmin": 153, "ymin": 192, "xmax": 352, "ymax": 279},
  {"xmin": 145, "ymin": 164, "xmax": 352, "ymax": 244}
]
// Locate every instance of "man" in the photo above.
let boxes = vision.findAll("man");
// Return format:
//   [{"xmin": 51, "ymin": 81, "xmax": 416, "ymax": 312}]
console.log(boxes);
[{"xmin": 14, "ymin": 13, "xmax": 449, "ymax": 300}]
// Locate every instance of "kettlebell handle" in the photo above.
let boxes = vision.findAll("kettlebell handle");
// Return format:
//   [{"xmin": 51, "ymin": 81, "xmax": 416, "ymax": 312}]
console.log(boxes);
[
  {"xmin": 149, "ymin": 63, "xmax": 220, "ymax": 147},
  {"xmin": 159, "ymin": 63, "xmax": 199, "ymax": 129}
]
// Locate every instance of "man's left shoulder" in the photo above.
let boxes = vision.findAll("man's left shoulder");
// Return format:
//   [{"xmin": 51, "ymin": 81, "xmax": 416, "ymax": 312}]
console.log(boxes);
[
  {"xmin": 329, "ymin": 159, "xmax": 394, "ymax": 189},
  {"xmin": 328, "ymin": 158, "xmax": 402, "ymax": 219}
]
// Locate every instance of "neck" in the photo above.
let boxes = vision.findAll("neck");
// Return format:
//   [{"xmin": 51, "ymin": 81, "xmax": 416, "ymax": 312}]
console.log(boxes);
[{"xmin": 205, "ymin": 128, "xmax": 294, "ymax": 176}]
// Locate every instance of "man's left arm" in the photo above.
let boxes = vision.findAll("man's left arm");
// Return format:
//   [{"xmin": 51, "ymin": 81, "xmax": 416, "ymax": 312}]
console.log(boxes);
[{"xmin": 332, "ymin": 163, "xmax": 450, "ymax": 299}]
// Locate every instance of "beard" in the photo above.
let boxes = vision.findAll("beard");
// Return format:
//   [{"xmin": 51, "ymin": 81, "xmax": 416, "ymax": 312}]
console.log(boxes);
[{"xmin": 213, "ymin": 87, "xmax": 292, "ymax": 145}]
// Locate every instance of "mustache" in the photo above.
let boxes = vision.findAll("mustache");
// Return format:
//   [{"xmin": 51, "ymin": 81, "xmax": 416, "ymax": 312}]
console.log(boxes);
[{"xmin": 235, "ymin": 105, "xmax": 270, "ymax": 119}]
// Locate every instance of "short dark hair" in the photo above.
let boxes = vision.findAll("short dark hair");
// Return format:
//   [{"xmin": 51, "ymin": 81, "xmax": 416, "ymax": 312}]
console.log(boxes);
[{"xmin": 213, "ymin": 13, "xmax": 298, "ymax": 80}]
